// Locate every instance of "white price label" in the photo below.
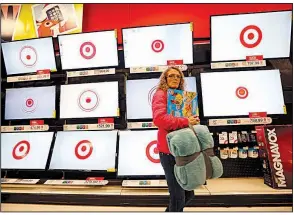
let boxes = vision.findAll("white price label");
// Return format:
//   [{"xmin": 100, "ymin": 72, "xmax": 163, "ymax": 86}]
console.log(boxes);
[
  {"xmin": 44, "ymin": 180, "xmax": 108, "ymax": 186},
  {"xmin": 63, "ymin": 123, "xmax": 114, "ymax": 131},
  {"xmin": 211, "ymin": 60, "xmax": 266, "ymax": 69},
  {"xmin": 122, "ymin": 180, "xmax": 167, "ymax": 187},
  {"xmin": 7, "ymin": 74, "xmax": 50, "ymax": 83},
  {"xmin": 209, "ymin": 117, "xmax": 272, "ymax": 126},
  {"xmin": 1, "ymin": 125, "xmax": 49, "ymax": 132},
  {"xmin": 130, "ymin": 65, "xmax": 187, "ymax": 74},
  {"xmin": 1, "ymin": 178, "xmax": 19, "ymax": 184},
  {"xmin": 67, "ymin": 68, "xmax": 115, "ymax": 77},
  {"xmin": 9, "ymin": 179, "xmax": 40, "ymax": 184},
  {"xmin": 127, "ymin": 122, "xmax": 157, "ymax": 129}
]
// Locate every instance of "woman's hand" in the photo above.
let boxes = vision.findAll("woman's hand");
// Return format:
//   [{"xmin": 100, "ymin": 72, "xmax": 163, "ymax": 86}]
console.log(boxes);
[{"xmin": 187, "ymin": 116, "xmax": 200, "ymax": 125}]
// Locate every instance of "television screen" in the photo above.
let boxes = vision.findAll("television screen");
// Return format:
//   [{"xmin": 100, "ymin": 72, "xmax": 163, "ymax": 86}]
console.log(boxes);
[
  {"xmin": 49, "ymin": 130, "xmax": 117, "ymax": 171},
  {"xmin": 60, "ymin": 82, "xmax": 119, "ymax": 119},
  {"xmin": 200, "ymin": 69, "xmax": 285, "ymax": 117},
  {"xmin": 1, "ymin": 132, "xmax": 54, "ymax": 170},
  {"xmin": 117, "ymin": 130, "xmax": 164, "ymax": 176},
  {"xmin": 5, "ymin": 86, "xmax": 56, "ymax": 120},
  {"xmin": 58, "ymin": 30, "xmax": 118, "ymax": 70},
  {"xmin": 123, "ymin": 23, "xmax": 193, "ymax": 68},
  {"xmin": 211, "ymin": 11, "xmax": 292, "ymax": 62},
  {"xmin": 1, "ymin": 37, "xmax": 56, "ymax": 75},
  {"xmin": 126, "ymin": 77, "xmax": 197, "ymax": 119}
]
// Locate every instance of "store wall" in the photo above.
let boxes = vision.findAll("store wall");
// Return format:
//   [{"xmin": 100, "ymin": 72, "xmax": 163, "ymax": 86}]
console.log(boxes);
[{"xmin": 82, "ymin": 3, "xmax": 292, "ymax": 44}]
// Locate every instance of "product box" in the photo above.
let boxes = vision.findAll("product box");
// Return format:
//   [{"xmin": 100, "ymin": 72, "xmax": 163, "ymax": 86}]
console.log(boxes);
[
  {"xmin": 219, "ymin": 132, "xmax": 228, "ymax": 144},
  {"xmin": 255, "ymin": 125, "xmax": 292, "ymax": 189},
  {"xmin": 229, "ymin": 131, "xmax": 238, "ymax": 144},
  {"xmin": 167, "ymin": 89, "xmax": 198, "ymax": 117}
]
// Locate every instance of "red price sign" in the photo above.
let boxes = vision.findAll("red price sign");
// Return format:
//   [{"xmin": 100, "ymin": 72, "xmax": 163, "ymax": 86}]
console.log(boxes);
[
  {"xmin": 249, "ymin": 112, "xmax": 267, "ymax": 118},
  {"xmin": 246, "ymin": 55, "xmax": 263, "ymax": 61},
  {"xmin": 30, "ymin": 120, "xmax": 44, "ymax": 125}
]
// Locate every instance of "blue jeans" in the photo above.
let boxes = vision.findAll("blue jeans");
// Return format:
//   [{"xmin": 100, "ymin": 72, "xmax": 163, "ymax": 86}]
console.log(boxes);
[{"xmin": 159, "ymin": 152, "xmax": 195, "ymax": 212}]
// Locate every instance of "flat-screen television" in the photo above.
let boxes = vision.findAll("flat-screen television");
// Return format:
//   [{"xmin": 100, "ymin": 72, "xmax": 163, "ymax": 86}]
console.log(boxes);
[
  {"xmin": 126, "ymin": 77, "xmax": 197, "ymax": 119},
  {"xmin": 49, "ymin": 131, "xmax": 117, "ymax": 171},
  {"xmin": 117, "ymin": 130, "xmax": 164, "ymax": 177},
  {"xmin": 60, "ymin": 82, "xmax": 119, "ymax": 119},
  {"xmin": 58, "ymin": 30, "xmax": 119, "ymax": 70},
  {"xmin": 5, "ymin": 86, "xmax": 56, "ymax": 120},
  {"xmin": 211, "ymin": 11, "xmax": 292, "ymax": 62},
  {"xmin": 123, "ymin": 23, "xmax": 193, "ymax": 68},
  {"xmin": 1, "ymin": 37, "xmax": 57, "ymax": 75},
  {"xmin": 1, "ymin": 132, "xmax": 54, "ymax": 170},
  {"xmin": 200, "ymin": 69, "xmax": 285, "ymax": 117}
]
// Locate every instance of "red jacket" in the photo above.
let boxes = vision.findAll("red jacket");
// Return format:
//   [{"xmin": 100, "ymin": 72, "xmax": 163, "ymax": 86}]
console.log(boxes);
[{"xmin": 152, "ymin": 89, "xmax": 189, "ymax": 154}]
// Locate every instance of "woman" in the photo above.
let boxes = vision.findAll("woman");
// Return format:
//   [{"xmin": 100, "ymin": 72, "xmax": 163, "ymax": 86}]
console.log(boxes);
[{"xmin": 152, "ymin": 67, "xmax": 199, "ymax": 212}]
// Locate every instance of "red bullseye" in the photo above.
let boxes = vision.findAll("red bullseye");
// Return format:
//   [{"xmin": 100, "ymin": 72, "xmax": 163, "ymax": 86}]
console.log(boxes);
[
  {"xmin": 26, "ymin": 99, "xmax": 34, "ymax": 107},
  {"xmin": 75, "ymin": 140, "xmax": 93, "ymax": 160},
  {"xmin": 80, "ymin": 42, "xmax": 96, "ymax": 60},
  {"xmin": 146, "ymin": 140, "xmax": 160, "ymax": 163},
  {"xmin": 78, "ymin": 90, "xmax": 99, "ymax": 112},
  {"xmin": 236, "ymin": 87, "xmax": 249, "ymax": 99},
  {"xmin": 151, "ymin": 40, "xmax": 164, "ymax": 53},
  {"xmin": 12, "ymin": 140, "xmax": 30, "ymax": 160},
  {"xmin": 240, "ymin": 25, "xmax": 262, "ymax": 48},
  {"xmin": 19, "ymin": 46, "xmax": 37, "ymax": 67}
]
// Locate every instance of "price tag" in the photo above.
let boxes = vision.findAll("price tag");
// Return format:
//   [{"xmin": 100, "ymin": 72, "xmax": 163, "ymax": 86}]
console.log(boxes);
[
  {"xmin": 130, "ymin": 65, "xmax": 187, "ymax": 74},
  {"xmin": 44, "ymin": 180, "xmax": 108, "ymax": 186},
  {"xmin": 167, "ymin": 60, "xmax": 183, "ymax": 65},
  {"xmin": 127, "ymin": 122, "xmax": 157, "ymax": 129},
  {"xmin": 122, "ymin": 180, "xmax": 167, "ymax": 187},
  {"xmin": 249, "ymin": 112, "xmax": 267, "ymax": 118},
  {"xmin": 67, "ymin": 68, "xmax": 115, "ymax": 77},
  {"xmin": 211, "ymin": 60, "xmax": 266, "ymax": 69},
  {"xmin": 246, "ymin": 55, "xmax": 263, "ymax": 61},
  {"xmin": 1, "ymin": 125, "xmax": 49, "ymax": 132},
  {"xmin": 7, "ymin": 74, "xmax": 50, "ymax": 83},
  {"xmin": 36, "ymin": 69, "xmax": 50, "ymax": 74},
  {"xmin": 209, "ymin": 117, "xmax": 272, "ymax": 126},
  {"xmin": 63, "ymin": 123, "xmax": 115, "ymax": 131},
  {"xmin": 1, "ymin": 178, "xmax": 19, "ymax": 184},
  {"xmin": 11, "ymin": 179, "xmax": 40, "ymax": 184},
  {"xmin": 30, "ymin": 120, "xmax": 44, "ymax": 126}
]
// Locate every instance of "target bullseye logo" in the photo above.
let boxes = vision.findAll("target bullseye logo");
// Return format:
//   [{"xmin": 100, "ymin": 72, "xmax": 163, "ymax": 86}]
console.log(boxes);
[
  {"xmin": 236, "ymin": 86, "xmax": 249, "ymax": 99},
  {"xmin": 151, "ymin": 40, "xmax": 164, "ymax": 53},
  {"xmin": 22, "ymin": 97, "xmax": 38, "ymax": 113},
  {"xmin": 75, "ymin": 140, "xmax": 93, "ymax": 160},
  {"xmin": 148, "ymin": 86, "xmax": 157, "ymax": 106},
  {"xmin": 78, "ymin": 90, "xmax": 99, "ymax": 112},
  {"xmin": 12, "ymin": 140, "xmax": 30, "ymax": 160},
  {"xmin": 19, "ymin": 46, "xmax": 37, "ymax": 67},
  {"xmin": 80, "ymin": 41, "xmax": 96, "ymax": 59},
  {"xmin": 146, "ymin": 140, "xmax": 160, "ymax": 163},
  {"xmin": 240, "ymin": 25, "xmax": 262, "ymax": 48}
]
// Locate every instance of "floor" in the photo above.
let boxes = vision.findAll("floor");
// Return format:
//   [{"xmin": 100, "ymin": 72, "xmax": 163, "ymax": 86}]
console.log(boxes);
[{"xmin": 1, "ymin": 204, "xmax": 292, "ymax": 212}]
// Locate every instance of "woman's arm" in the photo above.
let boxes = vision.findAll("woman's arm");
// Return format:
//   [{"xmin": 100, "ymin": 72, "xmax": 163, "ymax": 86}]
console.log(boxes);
[{"xmin": 152, "ymin": 90, "xmax": 189, "ymax": 131}]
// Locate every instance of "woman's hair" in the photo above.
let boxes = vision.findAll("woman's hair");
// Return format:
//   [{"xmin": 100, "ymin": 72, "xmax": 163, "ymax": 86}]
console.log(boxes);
[{"xmin": 157, "ymin": 67, "xmax": 185, "ymax": 91}]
